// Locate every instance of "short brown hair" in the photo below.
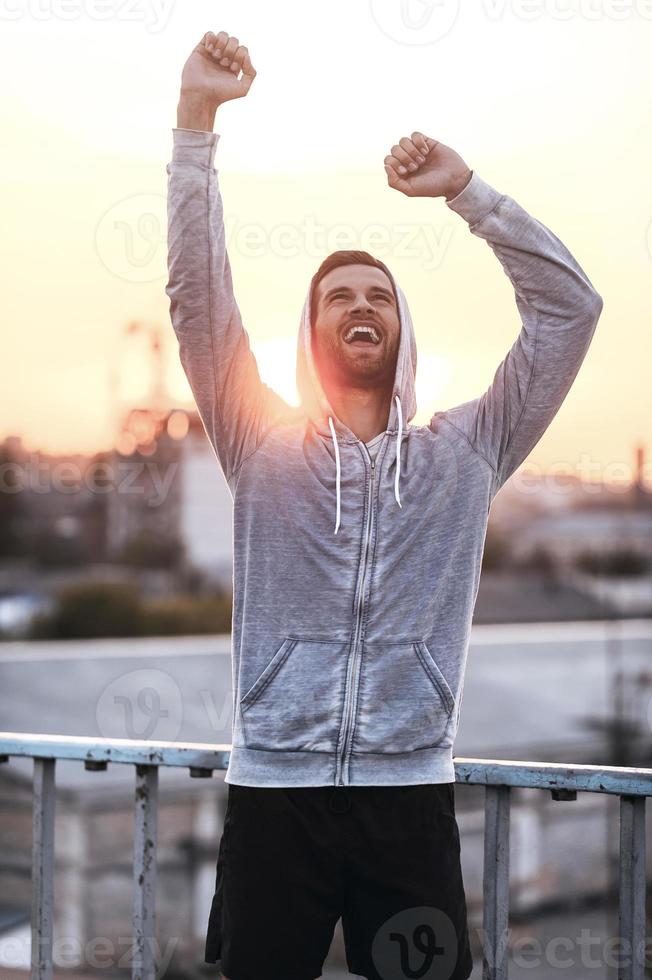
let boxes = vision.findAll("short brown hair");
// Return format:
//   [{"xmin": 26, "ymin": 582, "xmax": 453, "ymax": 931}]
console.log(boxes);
[{"xmin": 309, "ymin": 250, "xmax": 397, "ymax": 327}]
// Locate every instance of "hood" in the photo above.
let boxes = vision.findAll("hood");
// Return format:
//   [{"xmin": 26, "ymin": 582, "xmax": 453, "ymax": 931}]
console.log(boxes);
[{"xmin": 295, "ymin": 267, "xmax": 418, "ymax": 533}]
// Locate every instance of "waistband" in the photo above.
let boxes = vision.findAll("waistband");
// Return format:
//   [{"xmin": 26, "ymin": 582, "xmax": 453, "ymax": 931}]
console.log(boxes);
[{"xmin": 224, "ymin": 743, "xmax": 456, "ymax": 788}]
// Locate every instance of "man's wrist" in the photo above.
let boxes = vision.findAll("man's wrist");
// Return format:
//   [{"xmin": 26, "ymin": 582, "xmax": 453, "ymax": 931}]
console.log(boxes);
[
  {"xmin": 177, "ymin": 92, "xmax": 219, "ymax": 132},
  {"xmin": 444, "ymin": 168, "xmax": 473, "ymax": 202}
]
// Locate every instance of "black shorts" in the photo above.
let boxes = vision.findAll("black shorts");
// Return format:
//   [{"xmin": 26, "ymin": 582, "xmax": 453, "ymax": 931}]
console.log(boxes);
[{"xmin": 204, "ymin": 782, "xmax": 474, "ymax": 980}]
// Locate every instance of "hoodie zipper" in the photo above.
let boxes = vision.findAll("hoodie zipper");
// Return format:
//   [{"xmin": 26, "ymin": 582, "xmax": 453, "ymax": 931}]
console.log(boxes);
[{"xmin": 336, "ymin": 442, "xmax": 379, "ymax": 786}]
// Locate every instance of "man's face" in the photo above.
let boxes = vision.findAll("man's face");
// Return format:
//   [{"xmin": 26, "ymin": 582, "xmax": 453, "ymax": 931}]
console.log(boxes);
[{"xmin": 311, "ymin": 264, "xmax": 401, "ymax": 388}]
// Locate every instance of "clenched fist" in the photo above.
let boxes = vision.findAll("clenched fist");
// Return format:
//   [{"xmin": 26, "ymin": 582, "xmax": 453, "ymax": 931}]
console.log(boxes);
[
  {"xmin": 384, "ymin": 132, "xmax": 472, "ymax": 201},
  {"xmin": 180, "ymin": 31, "xmax": 257, "ymax": 107}
]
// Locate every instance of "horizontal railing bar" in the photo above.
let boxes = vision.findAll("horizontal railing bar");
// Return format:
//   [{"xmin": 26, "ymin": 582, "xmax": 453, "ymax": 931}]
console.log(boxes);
[
  {"xmin": 454, "ymin": 758, "xmax": 652, "ymax": 796},
  {"xmin": 3, "ymin": 735, "xmax": 652, "ymax": 796},
  {"xmin": 0, "ymin": 733, "xmax": 230, "ymax": 771}
]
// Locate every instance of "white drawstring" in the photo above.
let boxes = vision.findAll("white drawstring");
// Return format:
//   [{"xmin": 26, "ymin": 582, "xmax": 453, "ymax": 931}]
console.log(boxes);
[
  {"xmin": 328, "ymin": 395, "xmax": 403, "ymax": 534},
  {"xmin": 394, "ymin": 394, "xmax": 403, "ymax": 508},
  {"xmin": 328, "ymin": 415, "xmax": 341, "ymax": 534}
]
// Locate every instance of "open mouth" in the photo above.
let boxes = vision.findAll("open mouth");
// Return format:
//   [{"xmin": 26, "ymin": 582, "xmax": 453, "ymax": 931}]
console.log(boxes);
[{"xmin": 342, "ymin": 323, "xmax": 381, "ymax": 345}]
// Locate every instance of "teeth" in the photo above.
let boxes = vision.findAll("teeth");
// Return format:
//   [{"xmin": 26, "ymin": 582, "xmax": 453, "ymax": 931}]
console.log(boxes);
[{"xmin": 344, "ymin": 324, "xmax": 380, "ymax": 344}]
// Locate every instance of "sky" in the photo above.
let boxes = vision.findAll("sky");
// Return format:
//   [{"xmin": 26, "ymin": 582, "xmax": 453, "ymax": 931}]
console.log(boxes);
[{"xmin": 1, "ymin": 0, "xmax": 651, "ymax": 486}]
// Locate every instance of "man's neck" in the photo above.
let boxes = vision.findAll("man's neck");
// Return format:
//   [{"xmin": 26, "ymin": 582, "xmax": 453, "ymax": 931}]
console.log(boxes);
[{"xmin": 323, "ymin": 382, "xmax": 392, "ymax": 443}]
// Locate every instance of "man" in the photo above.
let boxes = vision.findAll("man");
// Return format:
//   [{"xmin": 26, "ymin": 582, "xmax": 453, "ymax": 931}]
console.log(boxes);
[{"xmin": 165, "ymin": 30, "xmax": 603, "ymax": 980}]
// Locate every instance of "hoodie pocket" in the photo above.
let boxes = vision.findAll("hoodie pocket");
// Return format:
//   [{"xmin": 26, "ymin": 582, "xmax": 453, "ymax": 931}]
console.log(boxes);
[
  {"xmin": 239, "ymin": 636, "xmax": 350, "ymax": 753},
  {"xmin": 352, "ymin": 640, "xmax": 456, "ymax": 754}
]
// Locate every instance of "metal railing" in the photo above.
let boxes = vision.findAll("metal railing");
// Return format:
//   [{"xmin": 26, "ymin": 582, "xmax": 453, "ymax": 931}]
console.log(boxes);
[{"xmin": 0, "ymin": 732, "xmax": 649, "ymax": 980}]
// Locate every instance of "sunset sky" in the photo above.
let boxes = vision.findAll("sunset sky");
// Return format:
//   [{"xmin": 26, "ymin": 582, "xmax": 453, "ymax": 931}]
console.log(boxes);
[{"xmin": 2, "ymin": 0, "xmax": 651, "ymax": 484}]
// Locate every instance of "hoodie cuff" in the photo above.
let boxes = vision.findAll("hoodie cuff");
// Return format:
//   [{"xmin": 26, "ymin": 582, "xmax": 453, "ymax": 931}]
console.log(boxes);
[
  {"xmin": 445, "ymin": 171, "xmax": 504, "ymax": 227},
  {"xmin": 171, "ymin": 127, "xmax": 220, "ymax": 168}
]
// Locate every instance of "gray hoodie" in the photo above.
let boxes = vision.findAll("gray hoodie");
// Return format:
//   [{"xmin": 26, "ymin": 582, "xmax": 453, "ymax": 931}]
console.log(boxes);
[{"xmin": 165, "ymin": 127, "xmax": 603, "ymax": 787}]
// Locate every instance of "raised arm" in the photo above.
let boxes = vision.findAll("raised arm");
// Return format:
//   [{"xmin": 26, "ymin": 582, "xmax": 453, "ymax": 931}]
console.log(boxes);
[
  {"xmin": 166, "ymin": 31, "xmax": 292, "ymax": 487},
  {"xmin": 384, "ymin": 132, "xmax": 604, "ymax": 492}
]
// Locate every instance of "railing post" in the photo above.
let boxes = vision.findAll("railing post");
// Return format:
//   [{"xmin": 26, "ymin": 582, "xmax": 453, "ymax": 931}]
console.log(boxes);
[
  {"xmin": 132, "ymin": 764, "xmax": 159, "ymax": 980},
  {"xmin": 482, "ymin": 784, "xmax": 510, "ymax": 980},
  {"xmin": 618, "ymin": 794, "xmax": 646, "ymax": 980},
  {"xmin": 31, "ymin": 757, "xmax": 56, "ymax": 980}
]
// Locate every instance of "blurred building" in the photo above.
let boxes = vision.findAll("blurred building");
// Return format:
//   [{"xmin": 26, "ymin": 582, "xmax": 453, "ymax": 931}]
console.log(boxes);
[
  {"xmin": 107, "ymin": 404, "xmax": 235, "ymax": 588},
  {"xmin": 106, "ymin": 407, "xmax": 183, "ymax": 563},
  {"xmin": 0, "ymin": 406, "xmax": 234, "ymax": 598},
  {"xmin": 489, "ymin": 444, "xmax": 651, "ymax": 556},
  {"xmin": 509, "ymin": 507, "xmax": 652, "ymax": 568},
  {"xmin": 178, "ymin": 414, "xmax": 233, "ymax": 588}
]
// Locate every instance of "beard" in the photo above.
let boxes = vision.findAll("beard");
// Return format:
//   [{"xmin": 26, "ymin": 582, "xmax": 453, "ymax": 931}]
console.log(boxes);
[{"xmin": 312, "ymin": 334, "xmax": 399, "ymax": 391}]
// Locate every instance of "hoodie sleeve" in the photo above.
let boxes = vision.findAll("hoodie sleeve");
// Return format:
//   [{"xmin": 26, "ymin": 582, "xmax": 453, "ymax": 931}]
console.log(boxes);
[
  {"xmin": 165, "ymin": 127, "xmax": 291, "ymax": 486},
  {"xmin": 433, "ymin": 171, "xmax": 603, "ymax": 493}
]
